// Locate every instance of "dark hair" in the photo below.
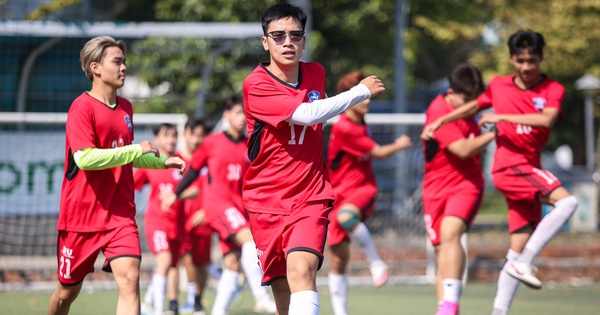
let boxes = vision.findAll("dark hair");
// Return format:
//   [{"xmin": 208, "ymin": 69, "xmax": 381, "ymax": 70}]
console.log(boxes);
[
  {"xmin": 223, "ymin": 93, "xmax": 243, "ymax": 111},
  {"xmin": 508, "ymin": 30, "xmax": 545, "ymax": 57},
  {"xmin": 448, "ymin": 63, "xmax": 485, "ymax": 100},
  {"xmin": 185, "ymin": 117, "xmax": 212, "ymax": 135},
  {"xmin": 261, "ymin": 3, "xmax": 307, "ymax": 35},
  {"xmin": 153, "ymin": 123, "xmax": 176, "ymax": 136},
  {"xmin": 336, "ymin": 71, "xmax": 366, "ymax": 95}
]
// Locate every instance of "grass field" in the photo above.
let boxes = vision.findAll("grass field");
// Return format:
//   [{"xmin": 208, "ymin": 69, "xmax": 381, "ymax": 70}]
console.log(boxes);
[{"xmin": 2, "ymin": 282, "xmax": 599, "ymax": 315}]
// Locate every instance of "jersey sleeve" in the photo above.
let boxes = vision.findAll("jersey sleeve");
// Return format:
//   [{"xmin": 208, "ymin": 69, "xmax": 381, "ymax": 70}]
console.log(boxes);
[
  {"xmin": 66, "ymin": 101, "xmax": 97, "ymax": 152},
  {"xmin": 433, "ymin": 121, "xmax": 467, "ymax": 150},
  {"xmin": 190, "ymin": 140, "xmax": 210, "ymax": 171},
  {"xmin": 338, "ymin": 125, "xmax": 377, "ymax": 157},
  {"xmin": 545, "ymin": 81, "xmax": 565, "ymax": 111},
  {"xmin": 476, "ymin": 77, "xmax": 496, "ymax": 110},
  {"xmin": 133, "ymin": 168, "xmax": 148, "ymax": 191},
  {"xmin": 245, "ymin": 80, "xmax": 303, "ymax": 127}
]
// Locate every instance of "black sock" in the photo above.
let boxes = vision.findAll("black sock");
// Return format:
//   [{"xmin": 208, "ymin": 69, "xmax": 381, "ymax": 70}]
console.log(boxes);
[
  {"xmin": 169, "ymin": 299, "xmax": 178, "ymax": 314},
  {"xmin": 194, "ymin": 294, "xmax": 203, "ymax": 311}
]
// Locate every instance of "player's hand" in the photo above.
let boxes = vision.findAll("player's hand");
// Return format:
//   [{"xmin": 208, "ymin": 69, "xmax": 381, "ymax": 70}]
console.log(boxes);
[
  {"xmin": 395, "ymin": 135, "xmax": 413, "ymax": 149},
  {"xmin": 360, "ymin": 75, "xmax": 385, "ymax": 97},
  {"xmin": 421, "ymin": 120, "xmax": 442, "ymax": 140},
  {"xmin": 478, "ymin": 113, "xmax": 500, "ymax": 128},
  {"xmin": 139, "ymin": 140, "xmax": 159, "ymax": 157},
  {"xmin": 191, "ymin": 209, "xmax": 206, "ymax": 227},
  {"xmin": 160, "ymin": 192, "xmax": 177, "ymax": 212},
  {"xmin": 164, "ymin": 156, "xmax": 186, "ymax": 175}
]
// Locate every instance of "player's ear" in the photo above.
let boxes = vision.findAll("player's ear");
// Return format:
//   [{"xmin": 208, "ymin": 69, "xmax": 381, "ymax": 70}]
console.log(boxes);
[
  {"xmin": 261, "ymin": 36, "xmax": 269, "ymax": 51},
  {"xmin": 446, "ymin": 88, "xmax": 454, "ymax": 96},
  {"xmin": 90, "ymin": 62, "xmax": 100, "ymax": 75}
]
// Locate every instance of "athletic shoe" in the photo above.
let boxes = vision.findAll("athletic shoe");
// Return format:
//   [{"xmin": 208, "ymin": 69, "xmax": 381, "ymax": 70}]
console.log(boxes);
[
  {"xmin": 253, "ymin": 294, "xmax": 277, "ymax": 314},
  {"xmin": 435, "ymin": 301, "xmax": 459, "ymax": 315},
  {"xmin": 141, "ymin": 303, "xmax": 153, "ymax": 315},
  {"xmin": 179, "ymin": 303, "xmax": 194, "ymax": 314},
  {"xmin": 506, "ymin": 261, "xmax": 542, "ymax": 289},
  {"xmin": 369, "ymin": 260, "xmax": 390, "ymax": 287}
]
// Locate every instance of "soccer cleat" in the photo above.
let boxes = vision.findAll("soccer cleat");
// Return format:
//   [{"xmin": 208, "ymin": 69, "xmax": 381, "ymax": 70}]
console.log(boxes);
[
  {"xmin": 435, "ymin": 301, "xmax": 459, "ymax": 315},
  {"xmin": 506, "ymin": 261, "xmax": 542, "ymax": 289},
  {"xmin": 369, "ymin": 260, "xmax": 390, "ymax": 288},
  {"xmin": 179, "ymin": 303, "xmax": 195, "ymax": 314},
  {"xmin": 253, "ymin": 294, "xmax": 277, "ymax": 314}
]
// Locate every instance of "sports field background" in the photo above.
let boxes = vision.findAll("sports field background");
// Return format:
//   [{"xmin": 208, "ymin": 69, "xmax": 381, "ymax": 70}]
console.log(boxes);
[{"xmin": 2, "ymin": 282, "xmax": 599, "ymax": 315}]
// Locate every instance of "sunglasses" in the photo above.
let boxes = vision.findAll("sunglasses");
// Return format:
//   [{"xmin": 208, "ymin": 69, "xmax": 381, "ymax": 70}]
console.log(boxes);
[{"xmin": 266, "ymin": 30, "xmax": 305, "ymax": 44}]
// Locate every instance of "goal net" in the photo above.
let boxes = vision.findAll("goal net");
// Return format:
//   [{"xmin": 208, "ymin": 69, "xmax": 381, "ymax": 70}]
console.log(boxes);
[{"xmin": 0, "ymin": 112, "xmax": 431, "ymax": 290}]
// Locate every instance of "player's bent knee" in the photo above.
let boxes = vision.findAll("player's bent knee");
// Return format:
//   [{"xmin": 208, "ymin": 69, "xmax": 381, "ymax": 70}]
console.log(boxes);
[{"xmin": 338, "ymin": 209, "xmax": 359, "ymax": 231}]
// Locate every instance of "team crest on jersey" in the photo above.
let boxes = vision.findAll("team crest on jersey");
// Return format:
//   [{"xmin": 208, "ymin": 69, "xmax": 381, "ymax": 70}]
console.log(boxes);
[
  {"xmin": 172, "ymin": 169, "xmax": 183, "ymax": 180},
  {"xmin": 532, "ymin": 97, "xmax": 546, "ymax": 111},
  {"xmin": 307, "ymin": 90, "xmax": 321, "ymax": 102},
  {"xmin": 124, "ymin": 115, "xmax": 132, "ymax": 131}
]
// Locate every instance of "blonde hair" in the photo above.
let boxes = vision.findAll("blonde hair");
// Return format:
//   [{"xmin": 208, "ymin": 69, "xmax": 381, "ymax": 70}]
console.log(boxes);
[{"xmin": 80, "ymin": 36, "xmax": 127, "ymax": 82}]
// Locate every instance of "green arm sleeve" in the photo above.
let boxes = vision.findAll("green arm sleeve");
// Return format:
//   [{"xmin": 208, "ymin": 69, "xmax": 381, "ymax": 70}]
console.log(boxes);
[
  {"xmin": 73, "ymin": 145, "xmax": 165, "ymax": 171},
  {"xmin": 133, "ymin": 154, "xmax": 168, "ymax": 169}
]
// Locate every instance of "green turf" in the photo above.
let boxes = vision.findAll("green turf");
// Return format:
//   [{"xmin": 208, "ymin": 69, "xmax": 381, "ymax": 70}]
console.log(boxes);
[{"xmin": 2, "ymin": 282, "xmax": 600, "ymax": 315}]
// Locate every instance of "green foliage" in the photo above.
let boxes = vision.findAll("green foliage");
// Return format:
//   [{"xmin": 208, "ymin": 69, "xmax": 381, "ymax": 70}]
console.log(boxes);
[{"xmin": 25, "ymin": 0, "xmax": 82, "ymax": 20}]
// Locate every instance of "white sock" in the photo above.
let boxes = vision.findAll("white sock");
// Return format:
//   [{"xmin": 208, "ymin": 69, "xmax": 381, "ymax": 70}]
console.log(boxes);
[
  {"xmin": 350, "ymin": 222, "xmax": 381, "ymax": 262},
  {"xmin": 442, "ymin": 278, "xmax": 462, "ymax": 303},
  {"xmin": 211, "ymin": 269, "xmax": 240, "ymax": 315},
  {"xmin": 493, "ymin": 249, "xmax": 520, "ymax": 313},
  {"xmin": 328, "ymin": 273, "xmax": 348, "ymax": 315},
  {"xmin": 150, "ymin": 274, "xmax": 166, "ymax": 313},
  {"xmin": 519, "ymin": 195, "xmax": 578, "ymax": 264},
  {"xmin": 289, "ymin": 290, "xmax": 319, "ymax": 315},
  {"xmin": 143, "ymin": 280, "xmax": 154, "ymax": 305},
  {"xmin": 187, "ymin": 282, "xmax": 196, "ymax": 305},
  {"xmin": 241, "ymin": 241, "xmax": 269, "ymax": 300}
]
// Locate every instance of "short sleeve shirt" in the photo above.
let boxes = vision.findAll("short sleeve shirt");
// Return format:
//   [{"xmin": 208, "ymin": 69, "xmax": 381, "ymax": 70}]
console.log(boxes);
[
  {"xmin": 58, "ymin": 93, "xmax": 136, "ymax": 232},
  {"xmin": 477, "ymin": 75, "xmax": 564, "ymax": 172},
  {"xmin": 243, "ymin": 62, "xmax": 335, "ymax": 215},
  {"xmin": 422, "ymin": 95, "xmax": 484, "ymax": 199}
]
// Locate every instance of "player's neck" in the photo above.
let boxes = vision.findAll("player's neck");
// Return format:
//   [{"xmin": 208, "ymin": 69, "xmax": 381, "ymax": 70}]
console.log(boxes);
[
  {"xmin": 159, "ymin": 148, "xmax": 175, "ymax": 157},
  {"xmin": 88, "ymin": 82, "xmax": 118, "ymax": 105},
  {"xmin": 345, "ymin": 110, "xmax": 364, "ymax": 124},
  {"xmin": 180, "ymin": 148, "xmax": 193, "ymax": 160},
  {"xmin": 514, "ymin": 74, "xmax": 543, "ymax": 90},
  {"xmin": 266, "ymin": 62, "xmax": 299, "ymax": 84},
  {"xmin": 226, "ymin": 128, "xmax": 243, "ymax": 140}
]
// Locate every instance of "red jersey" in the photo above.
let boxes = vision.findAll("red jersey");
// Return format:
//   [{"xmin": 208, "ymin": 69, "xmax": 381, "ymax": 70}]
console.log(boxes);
[
  {"xmin": 328, "ymin": 113, "xmax": 377, "ymax": 196},
  {"xmin": 243, "ymin": 62, "xmax": 335, "ymax": 215},
  {"xmin": 180, "ymin": 151, "xmax": 211, "ymax": 236},
  {"xmin": 58, "ymin": 93, "xmax": 136, "ymax": 232},
  {"xmin": 422, "ymin": 95, "xmax": 484, "ymax": 199},
  {"xmin": 477, "ymin": 75, "xmax": 564, "ymax": 172},
  {"xmin": 133, "ymin": 166, "xmax": 184, "ymax": 240},
  {"xmin": 190, "ymin": 132, "xmax": 248, "ymax": 219}
]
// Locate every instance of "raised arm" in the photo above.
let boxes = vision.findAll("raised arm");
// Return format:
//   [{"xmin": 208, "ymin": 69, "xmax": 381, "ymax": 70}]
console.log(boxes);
[
  {"xmin": 445, "ymin": 130, "xmax": 496, "ymax": 160},
  {"xmin": 421, "ymin": 100, "xmax": 481, "ymax": 140}
]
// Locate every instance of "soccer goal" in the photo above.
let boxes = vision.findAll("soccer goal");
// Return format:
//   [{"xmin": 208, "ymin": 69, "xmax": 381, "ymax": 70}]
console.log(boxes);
[{"xmin": 0, "ymin": 112, "xmax": 436, "ymax": 290}]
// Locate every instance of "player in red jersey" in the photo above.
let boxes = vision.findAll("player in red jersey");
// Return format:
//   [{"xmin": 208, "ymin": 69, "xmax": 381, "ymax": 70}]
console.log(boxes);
[
  {"xmin": 326, "ymin": 71, "xmax": 412, "ymax": 315},
  {"xmin": 422, "ymin": 31, "xmax": 578, "ymax": 315},
  {"xmin": 422, "ymin": 64, "xmax": 495, "ymax": 315},
  {"xmin": 242, "ymin": 4, "xmax": 385, "ymax": 315},
  {"xmin": 134, "ymin": 123, "xmax": 187, "ymax": 315},
  {"xmin": 175, "ymin": 118, "xmax": 213, "ymax": 315},
  {"xmin": 48, "ymin": 36, "xmax": 185, "ymax": 315},
  {"xmin": 163, "ymin": 95, "xmax": 276, "ymax": 315}
]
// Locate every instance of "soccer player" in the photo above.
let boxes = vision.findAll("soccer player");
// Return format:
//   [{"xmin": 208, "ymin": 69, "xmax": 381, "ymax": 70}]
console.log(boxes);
[
  {"xmin": 326, "ymin": 71, "xmax": 412, "ymax": 315},
  {"xmin": 135, "ymin": 123, "xmax": 186, "ymax": 315},
  {"xmin": 48, "ymin": 36, "xmax": 185, "ymax": 315},
  {"xmin": 162, "ymin": 94, "xmax": 276, "ymax": 315},
  {"xmin": 242, "ymin": 4, "xmax": 385, "ymax": 315},
  {"xmin": 422, "ymin": 64, "xmax": 495, "ymax": 315},
  {"xmin": 177, "ymin": 118, "xmax": 213, "ymax": 315},
  {"xmin": 421, "ymin": 30, "xmax": 578, "ymax": 315}
]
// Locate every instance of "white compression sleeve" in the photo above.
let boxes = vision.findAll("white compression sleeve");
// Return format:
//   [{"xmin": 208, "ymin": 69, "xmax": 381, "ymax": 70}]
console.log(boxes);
[{"xmin": 287, "ymin": 84, "xmax": 371, "ymax": 126}]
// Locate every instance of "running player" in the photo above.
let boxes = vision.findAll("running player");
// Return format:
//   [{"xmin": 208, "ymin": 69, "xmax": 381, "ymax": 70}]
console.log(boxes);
[
  {"xmin": 421, "ymin": 30, "xmax": 578, "ymax": 315},
  {"xmin": 162, "ymin": 95, "xmax": 276, "ymax": 315},
  {"xmin": 135, "ymin": 123, "xmax": 185, "ymax": 315},
  {"xmin": 242, "ymin": 4, "xmax": 385, "ymax": 315},
  {"xmin": 48, "ymin": 36, "xmax": 185, "ymax": 315},
  {"xmin": 177, "ymin": 118, "xmax": 213, "ymax": 315},
  {"xmin": 422, "ymin": 64, "xmax": 495, "ymax": 315},
  {"xmin": 327, "ymin": 71, "xmax": 412, "ymax": 315}
]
